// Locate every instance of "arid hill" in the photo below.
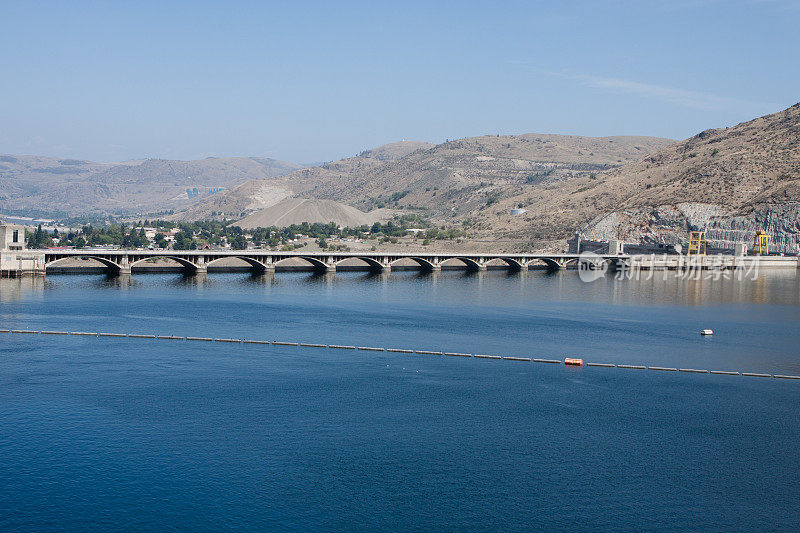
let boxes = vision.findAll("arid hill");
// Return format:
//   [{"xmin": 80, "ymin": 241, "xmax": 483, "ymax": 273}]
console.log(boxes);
[
  {"xmin": 209, "ymin": 102, "xmax": 800, "ymax": 252},
  {"xmin": 493, "ymin": 102, "xmax": 800, "ymax": 251},
  {"xmin": 236, "ymin": 198, "xmax": 388, "ymax": 229},
  {"xmin": 181, "ymin": 136, "xmax": 673, "ymax": 224},
  {"xmin": 178, "ymin": 141, "xmax": 436, "ymax": 220},
  {"xmin": 0, "ymin": 155, "xmax": 303, "ymax": 217}
]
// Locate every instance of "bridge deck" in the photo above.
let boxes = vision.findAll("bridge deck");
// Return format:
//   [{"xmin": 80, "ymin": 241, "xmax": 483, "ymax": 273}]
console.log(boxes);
[
  {"xmin": 39, "ymin": 250, "xmax": 618, "ymax": 259},
  {"xmin": 5, "ymin": 248, "xmax": 792, "ymax": 277}
]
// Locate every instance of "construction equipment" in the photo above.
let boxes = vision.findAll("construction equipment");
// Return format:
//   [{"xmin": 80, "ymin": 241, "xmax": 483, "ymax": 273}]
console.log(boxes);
[
  {"xmin": 752, "ymin": 231, "xmax": 770, "ymax": 255},
  {"xmin": 688, "ymin": 231, "xmax": 707, "ymax": 256}
]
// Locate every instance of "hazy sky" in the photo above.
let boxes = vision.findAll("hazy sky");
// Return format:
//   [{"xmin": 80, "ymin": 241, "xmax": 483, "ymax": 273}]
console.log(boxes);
[{"xmin": 1, "ymin": 0, "xmax": 797, "ymax": 163}]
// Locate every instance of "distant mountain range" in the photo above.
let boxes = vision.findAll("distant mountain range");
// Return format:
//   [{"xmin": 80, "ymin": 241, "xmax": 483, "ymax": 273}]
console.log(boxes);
[{"xmin": 0, "ymin": 155, "xmax": 303, "ymax": 217}]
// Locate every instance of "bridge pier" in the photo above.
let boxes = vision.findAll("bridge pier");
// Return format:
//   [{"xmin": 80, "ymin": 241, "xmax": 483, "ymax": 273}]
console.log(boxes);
[
  {"xmin": 117, "ymin": 255, "xmax": 131, "ymax": 275},
  {"xmin": 194, "ymin": 256, "xmax": 207, "ymax": 275}
]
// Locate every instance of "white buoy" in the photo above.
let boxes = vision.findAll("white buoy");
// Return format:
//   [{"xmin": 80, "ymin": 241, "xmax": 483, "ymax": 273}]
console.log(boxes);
[{"xmin": 700, "ymin": 329, "xmax": 714, "ymax": 336}]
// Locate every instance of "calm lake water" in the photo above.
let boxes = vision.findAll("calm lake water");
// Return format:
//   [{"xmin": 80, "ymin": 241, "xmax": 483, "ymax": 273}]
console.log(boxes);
[{"xmin": 1, "ymin": 270, "xmax": 799, "ymax": 531}]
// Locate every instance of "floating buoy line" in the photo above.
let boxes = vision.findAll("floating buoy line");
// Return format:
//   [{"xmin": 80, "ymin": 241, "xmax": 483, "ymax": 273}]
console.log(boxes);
[{"xmin": 1, "ymin": 328, "xmax": 798, "ymax": 381}]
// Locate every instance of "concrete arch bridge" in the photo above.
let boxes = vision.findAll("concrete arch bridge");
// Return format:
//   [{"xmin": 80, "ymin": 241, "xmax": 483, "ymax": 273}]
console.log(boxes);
[{"xmin": 41, "ymin": 250, "xmax": 628, "ymax": 276}]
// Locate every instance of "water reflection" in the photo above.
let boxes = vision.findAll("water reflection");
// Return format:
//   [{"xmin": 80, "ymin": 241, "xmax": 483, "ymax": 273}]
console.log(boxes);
[
  {"xmin": 96, "ymin": 273, "xmax": 134, "ymax": 290},
  {"xmin": 244, "ymin": 272, "xmax": 277, "ymax": 286},
  {"xmin": 171, "ymin": 272, "xmax": 209, "ymax": 289},
  {"xmin": 301, "ymin": 271, "xmax": 336, "ymax": 285},
  {"xmin": 0, "ymin": 276, "xmax": 48, "ymax": 302},
  {"xmin": 2, "ymin": 268, "xmax": 799, "ymax": 307}
]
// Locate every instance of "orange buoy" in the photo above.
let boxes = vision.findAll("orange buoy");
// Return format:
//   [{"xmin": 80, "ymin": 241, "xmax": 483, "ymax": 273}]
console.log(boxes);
[{"xmin": 565, "ymin": 358, "xmax": 584, "ymax": 366}]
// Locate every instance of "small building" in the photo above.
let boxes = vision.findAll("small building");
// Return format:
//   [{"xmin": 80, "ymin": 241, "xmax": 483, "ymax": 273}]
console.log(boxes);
[
  {"xmin": 1, "ymin": 223, "xmax": 45, "ymax": 276},
  {"xmin": 0, "ymin": 223, "xmax": 25, "ymax": 251}
]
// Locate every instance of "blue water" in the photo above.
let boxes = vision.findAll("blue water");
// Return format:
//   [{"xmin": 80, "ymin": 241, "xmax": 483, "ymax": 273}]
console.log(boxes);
[{"xmin": 1, "ymin": 271, "xmax": 799, "ymax": 530}]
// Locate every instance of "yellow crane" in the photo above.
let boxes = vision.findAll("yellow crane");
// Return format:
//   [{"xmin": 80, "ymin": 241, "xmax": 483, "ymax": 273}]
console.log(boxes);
[
  {"xmin": 752, "ymin": 231, "xmax": 770, "ymax": 255},
  {"xmin": 688, "ymin": 231, "xmax": 707, "ymax": 256}
]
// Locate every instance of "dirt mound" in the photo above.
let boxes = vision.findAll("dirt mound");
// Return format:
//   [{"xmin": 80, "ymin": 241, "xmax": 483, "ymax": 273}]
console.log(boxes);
[{"xmin": 236, "ymin": 198, "xmax": 386, "ymax": 228}]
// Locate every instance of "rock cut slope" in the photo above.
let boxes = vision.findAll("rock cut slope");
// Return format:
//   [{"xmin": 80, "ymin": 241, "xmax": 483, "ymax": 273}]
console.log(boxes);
[{"xmin": 542, "ymin": 102, "xmax": 800, "ymax": 251}]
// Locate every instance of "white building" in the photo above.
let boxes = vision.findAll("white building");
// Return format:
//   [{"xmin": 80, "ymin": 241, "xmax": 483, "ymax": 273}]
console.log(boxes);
[
  {"xmin": 1, "ymin": 223, "xmax": 45, "ymax": 276},
  {"xmin": 0, "ymin": 223, "xmax": 25, "ymax": 251}
]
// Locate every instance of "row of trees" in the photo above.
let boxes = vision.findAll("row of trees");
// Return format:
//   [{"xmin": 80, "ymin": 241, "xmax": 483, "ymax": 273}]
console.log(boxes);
[
  {"xmin": 26, "ymin": 214, "xmax": 467, "ymax": 250},
  {"xmin": 27, "ymin": 224, "xmax": 149, "ymax": 249}
]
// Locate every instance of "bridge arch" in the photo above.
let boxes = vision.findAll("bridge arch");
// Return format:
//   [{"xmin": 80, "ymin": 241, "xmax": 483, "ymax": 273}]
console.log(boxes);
[
  {"xmin": 389, "ymin": 256, "xmax": 437, "ymax": 272},
  {"xmin": 45, "ymin": 255, "xmax": 123, "ymax": 274},
  {"xmin": 495, "ymin": 257, "xmax": 525, "ymax": 271},
  {"xmin": 440, "ymin": 257, "xmax": 483, "ymax": 272},
  {"xmin": 273, "ymin": 255, "xmax": 331, "ymax": 272},
  {"xmin": 573, "ymin": 256, "xmax": 614, "ymax": 271},
  {"xmin": 205, "ymin": 255, "xmax": 269, "ymax": 273},
  {"xmin": 298, "ymin": 256, "xmax": 331, "ymax": 271},
  {"xmin": 129, "ymin": 255, "xmax": 201, "ymax": 273},
  {"xmin": 523, "ymin": 257, "xmax": 564, "ymax": 271},
  {"xmin": 334, "ymin": 256, "xmax": 387, "ymax": 271}
]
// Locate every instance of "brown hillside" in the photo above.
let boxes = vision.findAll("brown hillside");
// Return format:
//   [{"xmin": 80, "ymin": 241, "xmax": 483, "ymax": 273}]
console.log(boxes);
[
  {"xmin": 596, "ymin": 101, "xmax": 800, "ymax": 211},
  {"xmin": 178, "ymin": 141, "xmax": 435, "ymax": 219},
  {"xmin": 485, "ymin": 102, "xmax": 800, "ymax": 250},
  {"xmin": 181, "ymin": 135, "xmax": 672, "ymax": 222}
]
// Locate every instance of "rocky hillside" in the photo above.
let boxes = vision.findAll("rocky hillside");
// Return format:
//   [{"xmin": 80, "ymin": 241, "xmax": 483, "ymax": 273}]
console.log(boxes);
[
  {"xmin": 181, "ymin": 136, "xmax": 673, "ymax": 224},
  {"xmin": 0, "ymin": 154, "xmax": 303, "ymax": 217},
  {"xmin": 566, "ymin": 102, "xmax": 800, "ymax": 252}
]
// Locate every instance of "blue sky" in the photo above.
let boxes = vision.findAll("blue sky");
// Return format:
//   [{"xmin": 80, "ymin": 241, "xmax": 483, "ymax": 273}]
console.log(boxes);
[{"xmin": 0, "ymin": 0, "xmax": 797, "ymax": 163}]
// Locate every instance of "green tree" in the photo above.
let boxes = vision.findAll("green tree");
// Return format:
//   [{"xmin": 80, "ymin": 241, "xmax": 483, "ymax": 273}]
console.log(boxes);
[
  {"xmin": 173, "ymin": 231, "xmax": 192, "ymax": 250},
  {"xmin": 230, "ymin": 235, "xmax": 248, "ymax": 250}
]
